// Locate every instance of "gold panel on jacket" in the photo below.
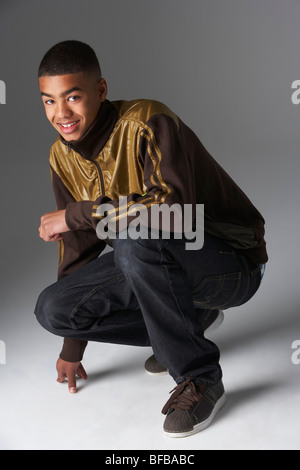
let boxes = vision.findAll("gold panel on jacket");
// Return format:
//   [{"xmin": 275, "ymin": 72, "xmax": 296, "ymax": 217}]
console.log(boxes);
[
  {"xmin": 49, "ymin": 99, "xmax": 179, "ymax": 204},
  {"xmin": 49, "ymin": 139, "xmax": 102, "ymax": 202}
]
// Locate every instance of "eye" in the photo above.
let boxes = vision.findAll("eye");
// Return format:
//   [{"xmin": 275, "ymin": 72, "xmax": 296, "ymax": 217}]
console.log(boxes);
[
  {"xmin": 45, "ymin": 99, "xmax": 54, "ymax": 105},
  {"xmin": 68, "ymin": 95, "xmax": 80, "ymax": 102}
]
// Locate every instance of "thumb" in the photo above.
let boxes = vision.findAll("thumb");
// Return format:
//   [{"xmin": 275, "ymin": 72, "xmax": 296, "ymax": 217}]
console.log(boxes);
[{"xmin": 52, "ymin": 233, "xmax": 63, "ymax": 241}]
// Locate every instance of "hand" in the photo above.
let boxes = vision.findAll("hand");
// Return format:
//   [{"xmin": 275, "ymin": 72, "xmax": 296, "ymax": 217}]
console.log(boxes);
[
  {"xmin": 56, "ymin": 358, "xmax": 88, "ymax": 393},
  {"xmin": 39, "ymin": 209, "xmax": 70, "ymax": 242}
]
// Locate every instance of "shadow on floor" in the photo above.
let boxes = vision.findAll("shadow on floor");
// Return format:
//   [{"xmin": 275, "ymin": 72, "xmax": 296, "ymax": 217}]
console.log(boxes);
[{"xmin": 219, "ymin": 379, "xmax": 281, "ymax": 422}]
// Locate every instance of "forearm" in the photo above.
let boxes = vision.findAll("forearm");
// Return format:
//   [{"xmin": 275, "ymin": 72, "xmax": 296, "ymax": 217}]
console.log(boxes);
[{"xmin": 59, "ymin": 338, "xmax": 88, "ymax": 362}]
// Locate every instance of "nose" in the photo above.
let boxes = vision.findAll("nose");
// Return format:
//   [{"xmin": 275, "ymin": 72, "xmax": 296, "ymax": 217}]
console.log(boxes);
[{"xmin": 56, "ymin": 100, "xmax": 73, "ymax": 119}]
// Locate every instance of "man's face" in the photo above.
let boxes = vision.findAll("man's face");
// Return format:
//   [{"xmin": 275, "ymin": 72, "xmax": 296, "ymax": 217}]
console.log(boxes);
[{"xmin": 39, "ymin": 72, "xmax": 107, "ymax": 142}]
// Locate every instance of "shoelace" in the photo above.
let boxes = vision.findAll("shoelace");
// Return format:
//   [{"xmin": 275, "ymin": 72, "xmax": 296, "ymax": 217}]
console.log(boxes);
[{"xmin": 161, "ymin": 378, "xmax": 205, "ymax": 415}]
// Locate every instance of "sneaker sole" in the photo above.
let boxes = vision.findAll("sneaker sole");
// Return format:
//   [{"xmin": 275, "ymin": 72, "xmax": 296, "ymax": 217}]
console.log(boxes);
[
  {"xmin": 146, "ymin": 369, "xmax": 169, "ymax": 376},
  {"xmin": 164, "ymin": 393, "xmax": 226, "ymax": 438}
]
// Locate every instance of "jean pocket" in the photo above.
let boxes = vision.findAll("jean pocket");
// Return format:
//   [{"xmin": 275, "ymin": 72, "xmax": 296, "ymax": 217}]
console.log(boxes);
[{"xmin": 192, "ymin": 271, "xmax": 242, "ymax": 309}]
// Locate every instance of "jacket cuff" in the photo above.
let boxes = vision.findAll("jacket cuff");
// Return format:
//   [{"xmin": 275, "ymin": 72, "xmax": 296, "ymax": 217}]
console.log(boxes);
[
  {"xmin": 65, "ymin": 201, "xmax": 95, "ymax": 231},
  {"xmin": 59, "ymin": 338, "xmax": 88, "ymax": 362}
]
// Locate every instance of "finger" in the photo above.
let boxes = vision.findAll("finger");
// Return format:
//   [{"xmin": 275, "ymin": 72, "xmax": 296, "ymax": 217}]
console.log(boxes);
[
  {"xmin": 39, "ymin": 226, "xmax": 51, "ymax": 242},
  {"xmin": 66, "ymin": 370, "xmax": 77, "ymax": 394},
  {"xmin": 52, "ymin": 233, "xmax": 63, "ymax": 241},
  {"xmin": 40, "ymin": 230, "xmax": 58, "ymax": 242},
  {"xmin": 76, "ymin": 363, "xmax": 88, "ymax": 381},
  {"xmin": 56, "ymin": 372, "xmax": 66, "ymax": 384}
]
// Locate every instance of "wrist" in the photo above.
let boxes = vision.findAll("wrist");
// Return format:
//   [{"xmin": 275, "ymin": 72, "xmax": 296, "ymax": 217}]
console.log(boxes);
[
  {"xmin": 65, "ymin": 201, "xmax": 95, "ymax": 231},
  {"xmin": 60, "ymin": 338, "xmax": 88, "ymax": 362}
]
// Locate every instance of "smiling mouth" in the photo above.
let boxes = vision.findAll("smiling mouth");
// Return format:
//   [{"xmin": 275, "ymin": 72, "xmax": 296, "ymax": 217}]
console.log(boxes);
[{"xmin": 57, "ymin": 121, "xmax": 80, "ymax": 132}]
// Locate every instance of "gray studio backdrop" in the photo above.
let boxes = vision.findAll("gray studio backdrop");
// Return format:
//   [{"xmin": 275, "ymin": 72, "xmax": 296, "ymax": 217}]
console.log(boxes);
[{"xmin": 0, "ymin": 0, "xmax": 299, "ymax": 403}]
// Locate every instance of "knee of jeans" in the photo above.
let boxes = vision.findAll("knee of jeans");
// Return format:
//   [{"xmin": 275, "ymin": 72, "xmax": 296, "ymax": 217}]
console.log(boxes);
[{"xmin": 34, "ymin": 284, "xmax": 62, "ymax": 333}]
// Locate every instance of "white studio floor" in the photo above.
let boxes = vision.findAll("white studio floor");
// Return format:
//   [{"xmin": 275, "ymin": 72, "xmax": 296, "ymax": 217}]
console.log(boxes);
[{"xmin": 0, "ymin": 285, "xmax": 299, "ymax": 452}]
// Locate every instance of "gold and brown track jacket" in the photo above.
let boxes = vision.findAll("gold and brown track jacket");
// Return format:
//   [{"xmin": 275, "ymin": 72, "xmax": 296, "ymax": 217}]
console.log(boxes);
[
  {"xmin": 50, "ymin": 99, "xmax": 267, "ymax": 278},
  {"xmin": 49, "ymin": 98, "xmax": 268, "ymax": 361}
]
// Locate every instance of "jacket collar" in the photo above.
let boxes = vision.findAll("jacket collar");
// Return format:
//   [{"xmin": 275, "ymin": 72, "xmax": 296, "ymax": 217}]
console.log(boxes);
[{"xmin": 60, "ymin": 99, "xmax": 118, "ymax": 159}]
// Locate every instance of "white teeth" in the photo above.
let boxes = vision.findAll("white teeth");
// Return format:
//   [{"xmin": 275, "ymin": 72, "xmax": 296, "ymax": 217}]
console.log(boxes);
[{"xmin": 61, "ymin": 122, "xmax": 77, "ymax": 128}]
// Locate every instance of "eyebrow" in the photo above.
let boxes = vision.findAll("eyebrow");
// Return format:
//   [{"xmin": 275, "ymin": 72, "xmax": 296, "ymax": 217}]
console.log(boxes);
[{"xmin": 41, "ymin": 86, "xmax": 83, "ymax": 98}]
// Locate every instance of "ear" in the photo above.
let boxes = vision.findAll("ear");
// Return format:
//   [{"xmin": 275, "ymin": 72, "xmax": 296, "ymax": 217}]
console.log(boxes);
[{"xmin": 97, "ymin": 78, "xmax": 108, "ymax": 102}]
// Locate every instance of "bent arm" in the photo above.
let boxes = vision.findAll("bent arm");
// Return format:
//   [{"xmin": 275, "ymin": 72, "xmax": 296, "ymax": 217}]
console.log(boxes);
[{"xmin": 43, "ymin": 168, "xmax": 106, "ymax": 363}]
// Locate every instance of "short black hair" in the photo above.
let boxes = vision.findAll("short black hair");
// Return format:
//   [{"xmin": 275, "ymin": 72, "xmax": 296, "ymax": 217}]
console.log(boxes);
[{"xmin": 38, "ymin": 40, "xmax": 102, "ymax": 78}]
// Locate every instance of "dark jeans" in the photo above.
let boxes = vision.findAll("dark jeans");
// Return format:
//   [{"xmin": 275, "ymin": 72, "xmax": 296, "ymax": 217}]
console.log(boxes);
[{"xmin": 35, "ymin": 232, "xmax": 262, "ymax": 385}]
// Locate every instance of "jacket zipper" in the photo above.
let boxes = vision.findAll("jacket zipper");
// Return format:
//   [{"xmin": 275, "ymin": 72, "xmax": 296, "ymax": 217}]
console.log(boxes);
[
  {"xmin": 92, "ymin": 160, "xmax": 105, "ymax": 196},
  {"xmin": 67, "ymin": 143, "xmax": 105, "ymax": 196}
]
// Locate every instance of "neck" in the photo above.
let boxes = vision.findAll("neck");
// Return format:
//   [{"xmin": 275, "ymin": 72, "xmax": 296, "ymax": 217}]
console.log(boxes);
[{"xmin": 60, "ymin": 99, "xmax": 118, "ymax": 159}]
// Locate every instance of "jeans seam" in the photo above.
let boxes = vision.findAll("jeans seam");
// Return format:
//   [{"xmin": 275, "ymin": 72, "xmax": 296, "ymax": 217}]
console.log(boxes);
[
  {"xmin": 233, "ymin": 257, "xmax": 251, "ymax": 306},
  {"xmin": 160, "ymin": 249, "xmax": 202, "ymax": 361},
  {"xmin": 192, "ymin": 271, "xmax": 242, "ymax": 309},
  {"xmin": 69, "ymin": 273, "xmax": 126, "ymax": 329},
  {"xmin": 218, "ymin": 272, "xmax": 242, "ymax": 309},
  {"xmin": 135, "ymin": 236, "xmax": 170, "ymax": 252}
]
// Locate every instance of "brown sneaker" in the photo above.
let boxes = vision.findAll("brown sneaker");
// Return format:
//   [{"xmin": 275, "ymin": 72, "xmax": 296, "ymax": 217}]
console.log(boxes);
[
  {"xmin": 144, "ymin": 354, "xmax": 168, "ymax": 375},
  {"xmin": 144, "ymin": 309, "xmax": 224, "ymax": 375},
  {"xmin": 162, "ymin": 378, "xmax": 226, "ymax": 437}
]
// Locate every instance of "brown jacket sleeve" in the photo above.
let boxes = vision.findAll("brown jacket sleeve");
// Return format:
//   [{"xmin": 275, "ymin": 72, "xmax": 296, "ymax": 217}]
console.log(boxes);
[
  {"xmin": 51, "ymin": 168, "xmax": 107, "ymax": 279},
  {"xmin": 51, "ymin": 168, "xmax": 107, "ymax": 362}
]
